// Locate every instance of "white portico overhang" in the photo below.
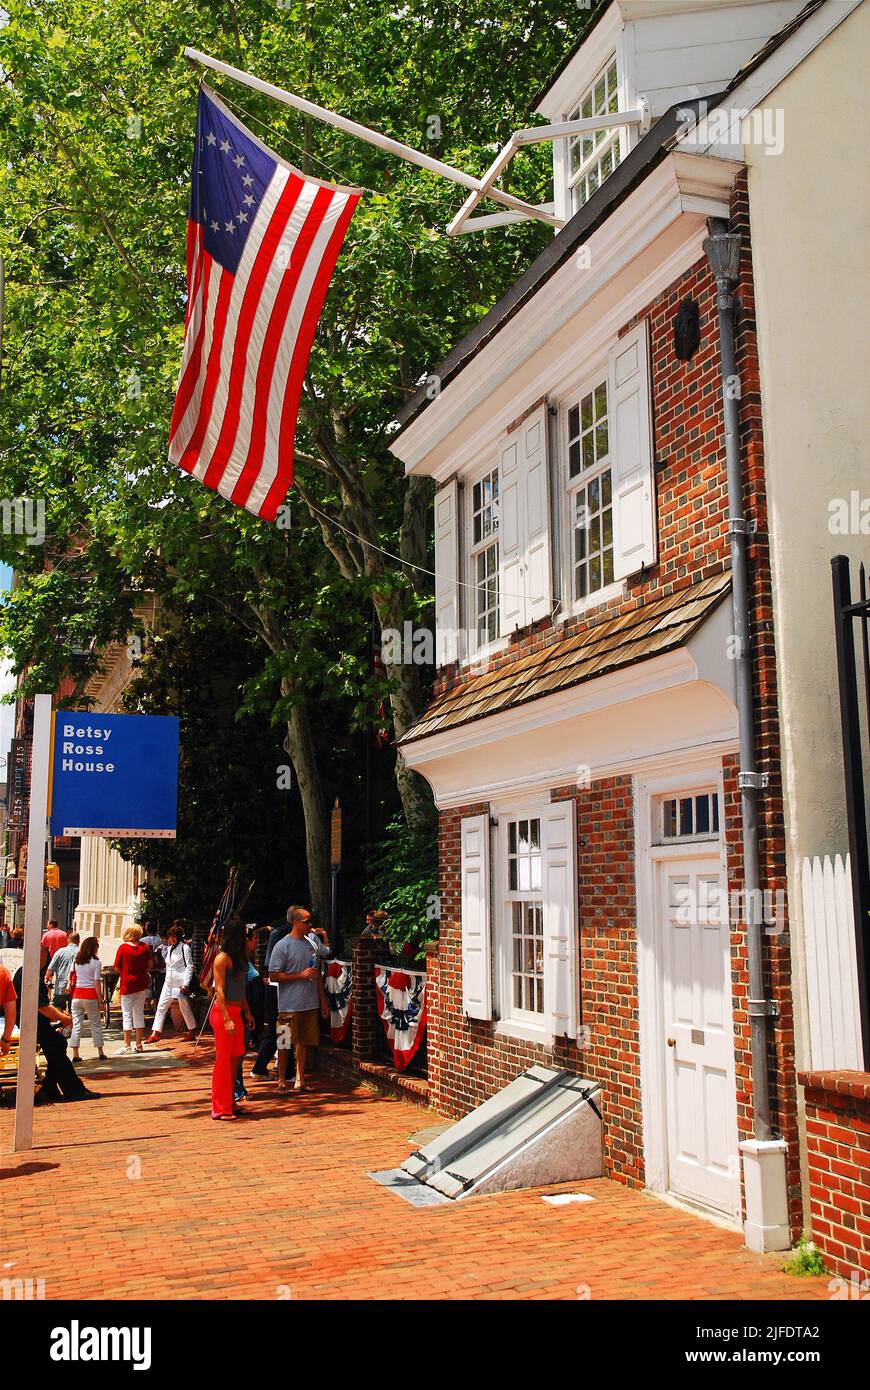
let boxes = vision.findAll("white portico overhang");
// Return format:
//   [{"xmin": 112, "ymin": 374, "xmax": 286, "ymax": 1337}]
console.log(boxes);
[{"xmin": 400, "ymin": 577, "xmax": 738, "ymax": 808}]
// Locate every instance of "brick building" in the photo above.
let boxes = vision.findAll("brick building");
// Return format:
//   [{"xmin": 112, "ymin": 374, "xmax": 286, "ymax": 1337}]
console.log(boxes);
[{"xmin": 389, "ymin": 0, "xmax": 867, "ymax": 1258}]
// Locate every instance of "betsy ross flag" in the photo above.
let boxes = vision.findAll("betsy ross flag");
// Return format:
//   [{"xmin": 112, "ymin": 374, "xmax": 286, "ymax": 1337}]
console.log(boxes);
[{"xmin": 169, "ymin": 86, "xmax": 360, "ymax": 521}]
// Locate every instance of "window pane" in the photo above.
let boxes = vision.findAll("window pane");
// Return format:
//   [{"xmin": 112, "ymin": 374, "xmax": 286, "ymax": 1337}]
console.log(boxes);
[
  {"xmin": 509, "ymin": 822, "xmax": 517, "ymax": 855},
  {"xmin": 589, "ymin": 166, "xmax": 599, "ymax": 195},
  {"xmin": 530, "ymin": 855, "xmax": 542, "ymax": 891},
  {"xmin": 602, "ymin": 507, "xmax": 613, "ymax": 549},
  {"xmin": 679, "ymin": 798, "xmax": 694, "ymax": 836},
  {"xmin": 513, "ymin": 976, "xmax": 522, "ymax": 1009},
  {"xmin": 582, "ymin": 434, "xmax": 595, "ymax": 470},
  {"xmin": 582, "ymin": 94, "xmax": 592, "ymax": 119},
  {"xmin": 524, "ymin": 976, "xmax": 534, "ymax": 1011},
  {"xmin": 530, "ymin": 819, "xmax": 540, "ymax": 851},
  {"xmin": 518, "ymin": 819, "xmax": 529, "ymax": 853},
  {"xmin": 594, "ymin": 78, "xmax": 605, "ymax": 110},
  {"xmin": 473, "ymin": 513, "xmax": 481, "ymax": 545},
  {"xmin": 695, "ymin": 796, "xmax": 710, "ymax": 835},
  {"xmin": 509, "ymin": 860, "xmax": 517, "ymax": 891},
  {"xmin": 594, "ymin": 383, "xmax": 607, "ymax": 420},
  {"xmin": 581, "ymin": 393, "xmax": 593, "ymax": 430},
  {"xmin": 519, "ymin": 857, "xmax": 531, "ymax": 892},
  {"xmin": 582, "ymin": 134, "xmax": 594, "ymax": 161},
  {"xmin": 712, "ymin": 796, "xmax": 720, "ymax": 832},
  {"xmin": 601, "ymin": 145, "xmax": 613, "ymax": 178},
  {"xmin": 602, "ymin": 469, "xmax": 612, "ymax": 505},
  {"xmin": 473, "ymin": 481, "xmax": 481, "ymax": 513},
  {"xmin": 569, "ymin": 441, "xmax": 581, "ymax": 478},
  {"xmin": 568, "ymin": 404, "xmax": 579, "ymax": 439},
  {"xmin": 590, "ymin": 555, "xmax": 601, "ymax": 590},
  {"xmin": 603, "ymin": 547, "xmax": 614, "ymax": 585},
  {"xmin": 513, "ymin": 937, "xmax": 523, "ymax": 973},
  {"xmin": 663, "ymin": 799, "xmax": 676, "ymax": 838},
  {"xmin": 535, "ymin": 979, "xmax": 544, "ymax": 1014},
  {"xmin": 589, "ymin": 475, "xmax": 600, "ymax": 511}
]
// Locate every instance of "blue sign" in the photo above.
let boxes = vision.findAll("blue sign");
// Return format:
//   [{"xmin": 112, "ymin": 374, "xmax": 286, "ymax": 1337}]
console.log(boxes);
[{"xmin": 49, "ymin": 712, "xmax": 179, "ymax": 838}]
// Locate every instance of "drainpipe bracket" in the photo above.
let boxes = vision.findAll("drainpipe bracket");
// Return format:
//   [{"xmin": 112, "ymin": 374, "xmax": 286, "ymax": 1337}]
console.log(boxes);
[
  {"xmin": 728, "ymin": 516, "xmax": 756, "ymax": 537},
  {"xmin": 738, "ymin": 770, "xmax": 769, "ymax": 791},
  {"xmin": 747, "ymin": 996, "xmax": 779, "ymax": 1019}
]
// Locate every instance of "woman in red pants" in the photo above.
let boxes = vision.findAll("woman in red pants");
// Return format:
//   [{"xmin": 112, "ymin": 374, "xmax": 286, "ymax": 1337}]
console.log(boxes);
[{"xmin": 210, "ymin": 916, "xmax": 255, "ymax": 1120}]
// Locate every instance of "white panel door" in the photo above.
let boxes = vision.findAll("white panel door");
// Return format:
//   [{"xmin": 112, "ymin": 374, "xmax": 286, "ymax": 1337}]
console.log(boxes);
[{"xmin": 658, "ymin": 857, "xmax": 740, "ymax": 1218}]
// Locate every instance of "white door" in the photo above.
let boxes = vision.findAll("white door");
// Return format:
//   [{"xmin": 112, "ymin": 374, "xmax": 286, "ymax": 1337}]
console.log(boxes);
[{"xmin": 658, "ymin": 857, "xmax": 740, "ymax": 1217}]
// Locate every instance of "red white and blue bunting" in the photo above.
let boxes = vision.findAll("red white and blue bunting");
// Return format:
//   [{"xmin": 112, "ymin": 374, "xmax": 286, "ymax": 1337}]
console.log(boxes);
[
  {"xmin": 325, "ymin": 959, "xmax": 353, "ymax": 1042},
  {"xmin": 374, "ymin": 966, "xmax": 426, "ymax": 1070}
]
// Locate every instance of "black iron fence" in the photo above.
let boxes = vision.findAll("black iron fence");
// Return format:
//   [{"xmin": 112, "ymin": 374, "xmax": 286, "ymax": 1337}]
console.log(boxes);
[{"xmin": 832, "ymin": 555, "xmax": 870, "ymax": 1069}]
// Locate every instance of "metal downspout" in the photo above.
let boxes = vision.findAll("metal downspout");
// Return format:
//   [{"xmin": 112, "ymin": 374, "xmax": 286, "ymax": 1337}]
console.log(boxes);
[{"xmin": 704, "ymin": 217, "xmax": 774, "ymax": 1143}]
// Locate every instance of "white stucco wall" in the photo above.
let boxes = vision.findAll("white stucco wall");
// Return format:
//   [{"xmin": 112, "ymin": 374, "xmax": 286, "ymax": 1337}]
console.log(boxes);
[{"xmin": 745, "ymin": 0, "xmax": 870, "ymax": 1075}]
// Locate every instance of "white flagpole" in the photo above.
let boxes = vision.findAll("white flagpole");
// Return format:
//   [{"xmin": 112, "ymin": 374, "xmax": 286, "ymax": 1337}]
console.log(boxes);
[
  {"xmin": 183, "ymin": 47, "xmax": 561, "ymax": 229},
  {"xmin": 12, "ymin": 693, "xmax": 53, "ymax": 1153}
]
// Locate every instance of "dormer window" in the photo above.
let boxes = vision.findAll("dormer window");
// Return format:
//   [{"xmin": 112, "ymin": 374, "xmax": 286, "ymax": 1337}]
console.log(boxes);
[{"xmin": 567, "ymin": 56, "xmax": 621, "ymax": 214}]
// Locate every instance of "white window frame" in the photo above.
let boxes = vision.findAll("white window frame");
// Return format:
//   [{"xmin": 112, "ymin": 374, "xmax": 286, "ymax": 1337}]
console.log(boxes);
[
  {"xmin": 466, "ymin": 463, "xmax": 501, "ymax": 656},
  {"xmin": 565, "ymin": 365, "xmax": 618, "ymax": 609},
  {"xmin": 565, "ymin": 54, "xmax": 624, "ymax": 216},
  {"xmin": 493, "ymin": 797, "xmax": 553, "ymax": 1043},
  {"xmin": 652, "ymin": 788, "xmax": 721, "ymax": 847}
]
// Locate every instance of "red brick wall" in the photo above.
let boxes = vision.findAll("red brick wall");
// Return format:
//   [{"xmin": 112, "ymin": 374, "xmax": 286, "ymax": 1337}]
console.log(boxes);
[
  {"xmin": 431, "ymin": 778, "xmax": 642, "ymax": 1188},
  {"xmin": 425, "ymin": 174, "xmax": 796, "ymax": 1212},
  {"xmin": 798, "ymin": 1071, "xmax": 870, "ymax": 1278}
]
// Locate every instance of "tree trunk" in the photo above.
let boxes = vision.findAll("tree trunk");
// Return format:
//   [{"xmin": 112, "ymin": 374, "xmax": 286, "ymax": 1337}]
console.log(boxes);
[{"xmin": 281, "ymin": 682, "xmax": 331, "ymax": 929}]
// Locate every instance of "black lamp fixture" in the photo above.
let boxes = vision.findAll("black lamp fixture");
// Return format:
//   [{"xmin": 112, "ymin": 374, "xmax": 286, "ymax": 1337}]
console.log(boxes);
[{"xmin": 703, "ymin": 228, "xmax": 742, "ymax": 285}]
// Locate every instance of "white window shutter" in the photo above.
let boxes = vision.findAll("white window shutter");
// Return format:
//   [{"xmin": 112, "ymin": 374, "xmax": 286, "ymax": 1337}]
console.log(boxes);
[
  {"xmin": 542, "ymin": 799, "xmax": 578, "ymax": 1039},
  {"xmin": 460, "ymin": 813, "xmax": 493, "ymax": 1020},
  {"xmin": 498, "ymin": 431, "xmax": 524, "ymax": 637},
  {"xmin": 434, "ymin": 480, "xmax": 459, "ymax": 666},
  {"xmin": 523, "ymin": 406, "xmax": 552, "ymax": 624},
  {"xmin": 610, "ymin": 320, "xmax": 656, "ymax": 580}
]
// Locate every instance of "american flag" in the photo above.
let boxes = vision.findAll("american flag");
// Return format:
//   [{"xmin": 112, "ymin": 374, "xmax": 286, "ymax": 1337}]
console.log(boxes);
[{"xmin": 169, "ymin": 86, "xmax": 360, "ymax": 521}]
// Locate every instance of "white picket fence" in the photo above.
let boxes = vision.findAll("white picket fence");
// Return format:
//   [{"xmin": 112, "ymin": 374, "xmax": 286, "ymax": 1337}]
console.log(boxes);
[{"xmin": 801, "ymin": 853, "xmax": 863, "ymax": 1070}]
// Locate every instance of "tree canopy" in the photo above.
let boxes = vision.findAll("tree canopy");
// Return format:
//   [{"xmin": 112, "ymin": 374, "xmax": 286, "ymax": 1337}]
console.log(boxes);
[{"xmin": 0, "ymin": 0, "xmax": 598, "ymax": 927}]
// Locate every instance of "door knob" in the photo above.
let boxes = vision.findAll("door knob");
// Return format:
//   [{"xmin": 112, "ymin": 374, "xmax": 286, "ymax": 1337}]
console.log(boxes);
[{"xmin": 667, "ymin": 1037, "xmax": 676, "ymax": 1047}]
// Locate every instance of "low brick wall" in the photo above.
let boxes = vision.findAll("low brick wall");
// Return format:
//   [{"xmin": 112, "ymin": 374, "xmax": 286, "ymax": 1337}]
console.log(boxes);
[{"xmin": 798, "ymin": 1069, "xmax": 870, "ymax": 1278}]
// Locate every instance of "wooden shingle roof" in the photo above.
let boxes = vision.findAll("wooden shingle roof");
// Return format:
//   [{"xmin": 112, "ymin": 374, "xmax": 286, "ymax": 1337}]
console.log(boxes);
[{"xmin": 401, "ymin": 570, "xmax": 732, "ymax": 745}]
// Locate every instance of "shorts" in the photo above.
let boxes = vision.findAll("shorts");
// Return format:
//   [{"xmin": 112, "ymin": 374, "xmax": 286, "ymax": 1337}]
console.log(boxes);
[{"xmin": 277, "ymin": 1009, "xmax": 320, "ymax": 1047}]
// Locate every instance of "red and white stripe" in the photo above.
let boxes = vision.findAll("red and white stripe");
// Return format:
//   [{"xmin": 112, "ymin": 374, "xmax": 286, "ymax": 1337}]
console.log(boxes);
[{"xmin": 169, "ymin": 166, "xmax": 359, "ymax": 522}]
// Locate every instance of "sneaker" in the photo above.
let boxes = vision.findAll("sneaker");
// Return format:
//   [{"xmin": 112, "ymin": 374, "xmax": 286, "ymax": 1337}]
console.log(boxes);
[
  {"xmin": 134, "ymin": 1043, "xmax": 144, "ymax": 1053},
  {"xmin": 144, "ymin": 1033, "xmax": 162, "ymax": 1045},
  {"xmin": 249, "ymin": 1069, "xmax": 270, "ymax": 1080},
  {"xmin": 117, "ymin": 1045, "xmax": 133, "ymax": 1056}
]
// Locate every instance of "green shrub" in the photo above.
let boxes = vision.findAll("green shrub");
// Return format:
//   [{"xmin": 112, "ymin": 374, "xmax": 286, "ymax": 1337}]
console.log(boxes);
[
  {"xmin": 782, "ymin": 1236, "xmax": 827, "ymax": 1277},
  {"xmin": 364, "ymin": 815, "xmax": 438, "ymax": 958}
]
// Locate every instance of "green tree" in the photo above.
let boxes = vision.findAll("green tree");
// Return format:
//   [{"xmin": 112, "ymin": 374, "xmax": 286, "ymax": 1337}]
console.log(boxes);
[{"xmin": 0, "ymin": 0, "xmax": 596, "ymax": 908}]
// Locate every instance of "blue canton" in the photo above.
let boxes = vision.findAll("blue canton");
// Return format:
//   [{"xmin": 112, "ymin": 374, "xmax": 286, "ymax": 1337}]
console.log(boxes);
[{"xmin": 189, "ymin": 88, "xmax": 277, "ymax": 275}]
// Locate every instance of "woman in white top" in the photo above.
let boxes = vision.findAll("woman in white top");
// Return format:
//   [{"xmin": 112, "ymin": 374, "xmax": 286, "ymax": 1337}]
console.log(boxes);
[
  {"xmin": 145, "ymin": 921, "xmax": 197, "ymax": 1043},
  {"xmin": 70, "ymin": 936, "xmax": 106, "ymax": 1061}
]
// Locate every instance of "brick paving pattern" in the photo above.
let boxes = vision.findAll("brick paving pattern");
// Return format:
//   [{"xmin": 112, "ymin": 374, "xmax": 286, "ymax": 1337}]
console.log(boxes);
[{"xmin": 0, "ymin": 1042, "xmax": 830, "ymax": 1301}]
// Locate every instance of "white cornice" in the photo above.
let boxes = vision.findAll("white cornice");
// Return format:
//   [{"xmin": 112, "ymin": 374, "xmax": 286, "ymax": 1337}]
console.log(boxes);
[
  {"xmin": 391, "ymin": 151, "xmax": 741, "ymax": 480},
  {"xmin": 535, "ymin": 3, "xmax": 622, "ymax": 120}
]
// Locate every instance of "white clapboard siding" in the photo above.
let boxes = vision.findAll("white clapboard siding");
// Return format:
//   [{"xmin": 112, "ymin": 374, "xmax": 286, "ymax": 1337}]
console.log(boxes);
[{"xmin": 801, "ymin": 854, "xmax": 863, "ymax": 1070}]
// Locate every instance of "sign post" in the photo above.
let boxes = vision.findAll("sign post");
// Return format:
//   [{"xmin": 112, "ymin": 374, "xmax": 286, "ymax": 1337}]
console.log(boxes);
[{"xmin": 13, "ymin": 693, "xmax": 53, "ymax": 1153}]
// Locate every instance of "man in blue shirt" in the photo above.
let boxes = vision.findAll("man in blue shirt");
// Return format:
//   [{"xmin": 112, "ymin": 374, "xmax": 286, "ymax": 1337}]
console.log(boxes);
[
  {"xmin": 250, "ymin": 906, "xmax": 330, "ymax": 1080},
  {"xmin": 269, "ymin": 908, "xmax": 329, "ymax": 1093}
]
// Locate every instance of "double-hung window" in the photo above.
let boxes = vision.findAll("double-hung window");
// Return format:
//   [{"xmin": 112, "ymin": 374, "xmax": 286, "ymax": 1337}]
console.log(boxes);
[
  {"xmin": 507, "ymin": 816, "xmax": 544, "ymax": 1018},
  {"xmin": 567, "ymin": 376, "xmax": 614, "ymax": 602},
  {"xmin": 567, "ymin": 56, "xmax": 621, "ymax": 214},
  {"xmin": 469, "ymin": 467, "xmax": 500, "ymax": 647},
  {"xmin": 561, "ymin": 321, "xmax": 656, "ymax": 608}
]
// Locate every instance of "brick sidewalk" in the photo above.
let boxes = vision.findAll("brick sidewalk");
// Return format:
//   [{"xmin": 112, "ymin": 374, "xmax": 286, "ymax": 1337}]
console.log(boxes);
[{"xmin": 0, "ymin": 1041, "xmax": 830, "ymax": 1301}]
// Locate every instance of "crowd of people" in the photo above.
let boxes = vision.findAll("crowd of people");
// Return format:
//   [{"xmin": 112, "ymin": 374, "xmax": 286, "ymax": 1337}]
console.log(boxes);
[{"xmin": 0, "ymin": 905, "xmax": 333, "ymax": 1120}]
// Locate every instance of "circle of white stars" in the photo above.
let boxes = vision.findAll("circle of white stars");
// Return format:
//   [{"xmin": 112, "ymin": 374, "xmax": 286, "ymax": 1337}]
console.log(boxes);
[{"xmin": 200, "ymin": 130, "xmax": 258, "ymax": 236}]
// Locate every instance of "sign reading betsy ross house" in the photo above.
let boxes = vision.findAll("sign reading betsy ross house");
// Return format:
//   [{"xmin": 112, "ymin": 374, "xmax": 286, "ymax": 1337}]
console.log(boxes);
[{"xmin": 49, "ymin": 712, "xmax": 179, "ymax": 838}]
